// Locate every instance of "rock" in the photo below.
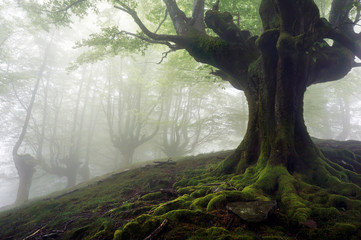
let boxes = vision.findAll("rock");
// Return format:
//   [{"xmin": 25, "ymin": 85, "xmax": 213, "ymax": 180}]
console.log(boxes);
[{"xmin": 226, "ymin": 200, "xmax": 277, "ymax": 223}]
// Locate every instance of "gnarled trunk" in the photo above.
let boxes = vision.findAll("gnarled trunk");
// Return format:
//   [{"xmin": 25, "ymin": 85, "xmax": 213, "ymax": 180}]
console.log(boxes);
[
  {"xmin": 14, "ymin": 154, "xmax": 36, "ymax": 205},
  {"xmin": 216, "ymin": 43, "xmax": 318, "ymax": 176}
]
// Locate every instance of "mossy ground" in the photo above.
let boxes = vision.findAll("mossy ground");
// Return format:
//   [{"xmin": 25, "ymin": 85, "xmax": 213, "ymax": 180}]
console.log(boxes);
[{"xmin": 0, "ymin": 147, "xmax": 360, "ymax": 240}]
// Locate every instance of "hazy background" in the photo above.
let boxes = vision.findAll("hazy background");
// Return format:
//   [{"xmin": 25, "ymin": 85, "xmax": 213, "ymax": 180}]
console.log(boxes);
[{"xmin": 2, "ymin": 0, "xmax": 361, "ymax": 208}]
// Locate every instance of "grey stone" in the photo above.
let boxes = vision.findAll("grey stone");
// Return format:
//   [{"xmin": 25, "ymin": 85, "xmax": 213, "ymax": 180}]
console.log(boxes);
[{"xmin": 226, "ymin": 200, "xmax": 277, "ymax": 222}]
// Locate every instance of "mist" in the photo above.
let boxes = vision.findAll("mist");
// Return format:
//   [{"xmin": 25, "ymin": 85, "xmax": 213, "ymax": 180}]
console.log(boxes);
[{"xmin": 1, "ymin": 0, "xmax": 361, "ymax": 211}]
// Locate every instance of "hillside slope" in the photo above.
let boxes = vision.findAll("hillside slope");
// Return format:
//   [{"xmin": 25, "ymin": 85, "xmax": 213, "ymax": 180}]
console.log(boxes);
[{"xmin": 0, "ymin": 147, "xmax": 360, "ymax": 240}]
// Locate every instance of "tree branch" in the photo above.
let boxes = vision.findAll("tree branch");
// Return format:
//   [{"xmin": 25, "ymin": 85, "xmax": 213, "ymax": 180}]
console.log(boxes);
[
  {"xmin": 205, "ymin": 10, "xmax": 250, "ymax": 44},
  {"xmin": 353, "ymin": 61, "xmax": 361, "ymax": 67},
  {"xmin": 157, "ymin": 48, "xmax": 180, "ymax": 64},
  {"xmin": 191, "ymin": 0, "xmax": 205, "ymax": 32},
  {"xmin": 53, "ymin": 0, "xmax": 87, "ymax": 13},
  {"xmin": 155, "ymin": 9, "xmax": 168, "ymax": 34},
  {"xmin": 118, "ymin": 30, "xmax": 177, "ymax": 49},
  {"xmin": 163, "ymin": 0, "xmax": 190, "ymax": 35},
  {"xmin": 113, "ymin": 2, "xmax": 182, "ymax": 44}
]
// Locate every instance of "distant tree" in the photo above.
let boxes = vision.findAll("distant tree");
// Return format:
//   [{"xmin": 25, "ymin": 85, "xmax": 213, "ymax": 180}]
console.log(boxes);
[
  {"xmin": 41, "ymin": 70, "xmax": 94, "ymax": 188},
  {"xmin": 105, "ymin": 58, "xmax": 162, "ymax": 167},
  {"xmin": 12, "ymin": 36, "xmax": 52, "ymax": 205},
  {"xmin": 305, "ymin": 70, "xmax": 361, "ymax": 140},
  {"xmin": 159, "ymin": 85, "xmax": 204, "ymax": 157}
]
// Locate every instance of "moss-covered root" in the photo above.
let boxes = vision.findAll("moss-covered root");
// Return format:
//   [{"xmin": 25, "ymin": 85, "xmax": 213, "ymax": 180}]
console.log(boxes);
[
  {"xmin": 229, "ymin": 163, "xmax": 361, "ymax": 224},
  {"xmin": 235, "ymin": 165, "xmax": 314, "ymax": 223}
]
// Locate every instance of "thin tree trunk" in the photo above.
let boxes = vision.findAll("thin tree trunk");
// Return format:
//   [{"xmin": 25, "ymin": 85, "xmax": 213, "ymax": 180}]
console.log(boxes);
[
  {"xmin": 13, "ymin": 36, "xmax": 53, "ymax": 205},
  {"xmin": 336, "ymin": 97, "xmax": 351, "ymax": 140}
]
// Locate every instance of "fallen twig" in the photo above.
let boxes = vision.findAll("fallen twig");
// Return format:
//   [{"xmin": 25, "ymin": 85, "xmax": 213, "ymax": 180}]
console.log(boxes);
[
  {"xmin": 144, "ymin": 218, "xmax": 169, "ymax": 240},
  {"xmin": 23, "ymin": 225, "xmax": 46, "ymax": 240}
]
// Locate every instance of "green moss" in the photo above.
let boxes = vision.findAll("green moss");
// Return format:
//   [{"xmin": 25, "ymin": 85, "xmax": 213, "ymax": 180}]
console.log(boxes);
[
  {"xmin": 293, "ymin": 207, "xmax": 312, "ymax": 223},
  {"xmin": 191, "ymin": 226, "xmax": 255, "ymax": 240},
  {"xmin": 90, "ymin": 219, "xmax": 112, "ymax": 239},
  {"xmin": 240, "ymin": 186, "xmax": 258, "ymax": 200},
  {"xmin": 190, "ymin": 194, "xmax": 217, "ymax": 210},
  {"xmin": 330, "ymin": 223, "xmax": 358, "ymax": 239},
  {"xmin": 277, "ymin": 174, "xmax": 312, "ymax": 223},
  {"xmin": 327, "ymin": 195, "xmax": 349, "ymax": 210},
  {"xmin": 190, "ymin": 188, "xmax": 209, "ymax": 198},
  {"xmin": 67, "ymin": 226, "xmax": 90, "ymax": 239},
  {"xmin": 162, "ymin": 209, "xmax": 209, "ymax": 224},
  {"xmin": 140, "ymin": 191, "xmax": 163, "ymax": 201},
  {"xmin": 153, "ymin": 194, "xmax": 193, "ymax": 215},
  {"xmin": 255, "ymin": 165, "xmax": 288, "ymax": 194},
  {"xmin": 207, "ymin": 194, "xmax": 227, "ymax": 211},
  {"xmin": 311, "ymin": 207, "xmax": 340, "ymax": 220},
  {"xmin": 177, "ymin": 186, "xmax": 196, "ymax": 195},
  {"xmin": 303, "ymin": 188, "xmax": 329, "ymax": 204},
  {"xmin": 113, "ymin": 214, "xmax": 160, "ymax": 240},
  {"xmin": 177, "ymin": 185, "xmax": 211, "ymax": 198}
]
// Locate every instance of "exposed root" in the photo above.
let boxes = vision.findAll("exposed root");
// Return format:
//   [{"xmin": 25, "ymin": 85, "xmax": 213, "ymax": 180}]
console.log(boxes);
[{"xmin": 113, "ymin": 141, "xmax": 361, "ymax": 239}]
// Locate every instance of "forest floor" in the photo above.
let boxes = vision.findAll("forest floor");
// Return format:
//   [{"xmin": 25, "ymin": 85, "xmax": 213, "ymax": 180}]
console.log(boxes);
[{"xmin": 0, "ymin": 143, "xmax": 360, "ymax": 240}]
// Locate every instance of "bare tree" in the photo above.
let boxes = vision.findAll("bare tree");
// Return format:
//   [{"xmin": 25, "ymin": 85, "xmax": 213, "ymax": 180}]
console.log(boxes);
[
  {"xmin": 159, "ymin": 85, "xmax": 209, "ymax": 157},
  {"xmin": 12, "ymin": 36, "xmax": 52, "ymax": 205},
  {"xmin": 105, "ymin": 59, "xmax": 162, "ymax": 167}
]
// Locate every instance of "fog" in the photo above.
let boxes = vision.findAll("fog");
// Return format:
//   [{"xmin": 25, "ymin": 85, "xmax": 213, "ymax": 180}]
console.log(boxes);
[{"xmin": 1, "ymin": 0, "xmax": 361, "ymax": 209}]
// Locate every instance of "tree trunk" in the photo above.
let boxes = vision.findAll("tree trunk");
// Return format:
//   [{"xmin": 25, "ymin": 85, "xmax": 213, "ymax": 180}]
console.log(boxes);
[
  {"xmin": 65, "ymin": 156, "xmax": 79, "ymax": 188},
  {"xmin": 121, "ymin": 148, "xmax": 135, "ymax": 168},
  {"xmin": 220, "ymin": 34, "xmax": 358, "ymax": 181},
  {"xmin": 14, "ymin": 154, "xmax": 36, "ymax": 205},
  {"xmin": 212, "ymin": 45, "xmax": 361, "ymax": 223},
  {"xmin": 336, "ymin": 97, "xmax": 351, "ymax": 141}
]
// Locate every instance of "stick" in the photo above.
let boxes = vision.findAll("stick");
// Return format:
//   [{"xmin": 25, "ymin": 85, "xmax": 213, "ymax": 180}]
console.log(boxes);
[
  {"xmin": 144, "ymin": 218, "xmax": 169, "ymax": 240},
  {"xmin": 23, "ymin": 225, "xmax": 46, "ymax": 240}
]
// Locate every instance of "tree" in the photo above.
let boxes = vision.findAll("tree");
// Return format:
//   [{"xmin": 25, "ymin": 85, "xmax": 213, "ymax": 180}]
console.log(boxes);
[
  {"xmin": 156, "ymin": 52, "xmax": 218, "ymax": 157},
  {"xmin": 104, "ymin": 57, "xmax": 162, "ymax": 167},
  {"xmin": 37, "ymin": 66, "xmax": 95, "ymax": 188},
  {"xmin": 304, "ymin": 70, "xmax": 361, "ymax": 140},
  {"xmin": 12, "ymin": 35, "xmax": 53, "ymax": 205},
  {"xmin": 31, "ymin": 0, "xmax": 361, "ymax": 223}
]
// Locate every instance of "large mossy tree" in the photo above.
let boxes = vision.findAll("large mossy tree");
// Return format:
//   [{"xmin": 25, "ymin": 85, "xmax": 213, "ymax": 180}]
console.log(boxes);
[{"xmin": 32, "ymin": 0, "xmax": 361, "ymax": 223}]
